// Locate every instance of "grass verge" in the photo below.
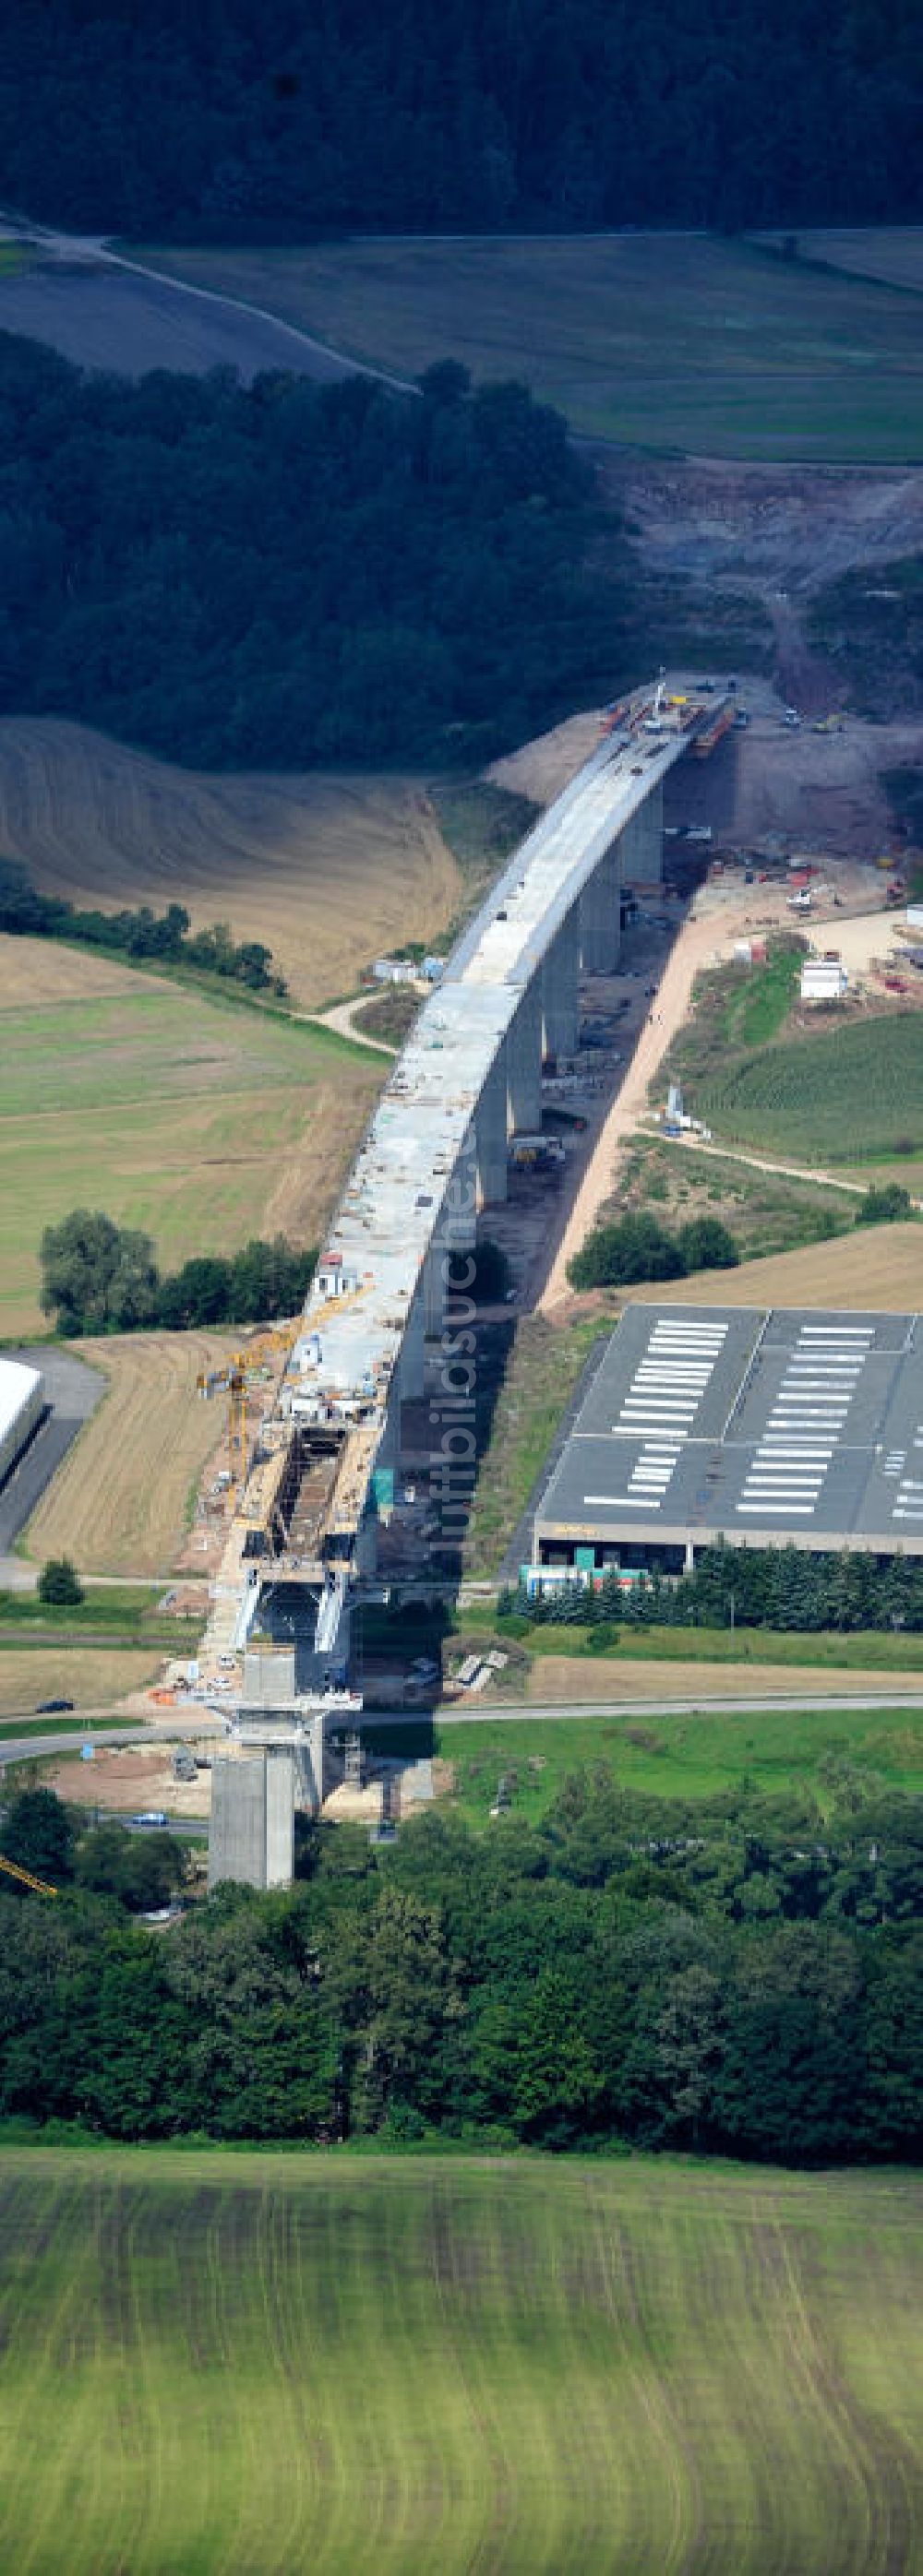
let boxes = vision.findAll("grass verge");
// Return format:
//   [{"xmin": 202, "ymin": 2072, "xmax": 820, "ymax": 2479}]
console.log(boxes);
[{"xmin": 434, "ymin": 1699, "xmax": 923, "ymax": 1819}]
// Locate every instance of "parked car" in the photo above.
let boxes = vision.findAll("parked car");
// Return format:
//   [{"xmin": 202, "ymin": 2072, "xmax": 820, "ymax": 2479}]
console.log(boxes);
[{"xmin": 36, "ymin": 1697, "xmax": 74, "ymax": 1713}]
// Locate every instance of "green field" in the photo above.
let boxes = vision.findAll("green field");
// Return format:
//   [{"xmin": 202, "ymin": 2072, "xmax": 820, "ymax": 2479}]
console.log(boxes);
[
  {"xmin": 694, "ymin": 1016, "xmax": 923, "ymax": 1164},
  {"xmin": 137, "ymin": 233, "xmax": 923, "ymax": 459},
  {"xmin": 430, "ymin": 1700, "xmax": 923, "ymax": 1819},
  {"xmin": 765, "ymin": 228, "xmax": 923, "ymax": 294},
  {"xmin": 1, "ymin": 2149, "xmax": 920, "ymax": 2574},
  {"xmin": 0, "ymin": 962, "xmax": 380, "ymax": 1332},
  {"xmin": 665, "ymin": 968, "xmax": 923, "ymax": 1168}
]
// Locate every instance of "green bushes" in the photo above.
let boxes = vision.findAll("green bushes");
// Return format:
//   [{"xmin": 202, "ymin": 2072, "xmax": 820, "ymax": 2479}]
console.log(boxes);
[
  {"xmin": 36, "ymin": 1558, "xmax": 84, "ymax": 1608},
  {"xmin": 855, "ymin": 1183, "xmax": 914, "ymax": 1225},
  {"xmin": 568, "ymin": 1210, "xmax": 738, "ymax": 1291}
]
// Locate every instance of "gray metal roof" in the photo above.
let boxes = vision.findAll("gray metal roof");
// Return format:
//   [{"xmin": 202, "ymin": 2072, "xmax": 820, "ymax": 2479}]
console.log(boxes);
[{"xmin": 535, "ymin": 1304, "xmax": 923, "ymax": 1554}]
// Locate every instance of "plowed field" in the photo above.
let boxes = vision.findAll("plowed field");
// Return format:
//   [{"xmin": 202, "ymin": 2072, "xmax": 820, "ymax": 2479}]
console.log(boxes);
[
  {"xmin": 0, "ymin": 718, "xmax": 459, "ymax": 1008},
  {"xmin": 0, "ymin": 2151, "xmax": 920, "ymax": 2574}
]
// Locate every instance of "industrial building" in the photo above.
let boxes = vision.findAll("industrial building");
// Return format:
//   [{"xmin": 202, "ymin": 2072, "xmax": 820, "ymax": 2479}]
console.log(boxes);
[
  {"xmin": 0, "ymin": 1356, "xmax": 45, "ymax": 1488},
  {"xmin": 533, "ymin": 1305, "xmax": 923, "ymax": 1569}
]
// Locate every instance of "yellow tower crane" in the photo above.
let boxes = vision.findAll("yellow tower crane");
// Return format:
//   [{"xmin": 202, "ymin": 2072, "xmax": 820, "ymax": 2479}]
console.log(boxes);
[
  {"xmin": 0, "ymin": 1853, "xmax": 57, "ymax": 1897},
  {"xmin": 197, "ymin": 1354, "xmax": 248, "ymax": 1487}
]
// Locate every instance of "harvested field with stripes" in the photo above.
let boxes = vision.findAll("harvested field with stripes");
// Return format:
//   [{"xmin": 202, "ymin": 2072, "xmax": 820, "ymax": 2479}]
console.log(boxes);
[
  {"xmin": 0, "ymin": 718, "xmax": 460, "ymax": 1009},
  {"xmin": 0, "ymin": 2151, "xmax": 919, "ymax": 2574},
  {"xmin": 23, "ymin": 1331, "xmax": 236, "ymax": 1577},
  {"xmin": 633, "ymin": 1222, "xmax": 923, "ymax": 1314}
]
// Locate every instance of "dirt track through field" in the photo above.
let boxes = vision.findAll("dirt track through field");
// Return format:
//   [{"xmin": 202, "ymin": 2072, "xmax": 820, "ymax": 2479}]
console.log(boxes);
[
  {"xmin": 542, "ymin": 895, "xmax": 749, "ymax": 1308},
  {"xmin": 0, "ymin": 719, "xmax": 460, "ymax": 1008}
]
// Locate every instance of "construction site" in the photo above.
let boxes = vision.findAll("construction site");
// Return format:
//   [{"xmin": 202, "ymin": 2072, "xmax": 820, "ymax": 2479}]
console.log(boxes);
[
  {"xmin": 171, "ymin": 676, "xmax": 733, "ymax": 1884},
  {"xmin": 113, "ymin": 669, "xmax": 913, "ymax": 1892}
]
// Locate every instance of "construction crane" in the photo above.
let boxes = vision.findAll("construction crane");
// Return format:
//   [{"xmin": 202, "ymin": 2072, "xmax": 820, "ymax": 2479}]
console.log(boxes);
[
  {"xmin": 197, "ymin": 1327, "xmax": 298, "ymax": 1490},
  {"xmin": 197, "ymin": 1353, "xmax": 248, "ymax": 1486},
  {"xmin": 0, "ymin": 1852, "xmax": 57, "ymax": 1897}
]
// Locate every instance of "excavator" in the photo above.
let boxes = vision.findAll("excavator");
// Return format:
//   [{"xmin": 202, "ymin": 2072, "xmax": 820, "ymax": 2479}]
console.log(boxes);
[{"xmin": 0, "ymin": 1851, "xmax": 57, "ymax": 1897}]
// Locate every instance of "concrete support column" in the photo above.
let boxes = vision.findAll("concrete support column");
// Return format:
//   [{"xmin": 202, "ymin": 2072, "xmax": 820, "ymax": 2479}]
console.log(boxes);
[
  {"xmin": 624, "ymin": 781, "xmax": 664, "ymax": 882},
  {"xmin": 506, "ymin": 982, "xmax": 543, "ymax": 1135},
  {"xmin": 397, "ymin": 1287, "xmax": 426, "ymax": 1403},
  {"xmin": 542, "ymin": 906, "xmax": 581, "ymax": 1061},
  {"xmin": 581, "ymin": 842, "xmax": 621, "ymax": 972},
  {"xmin": 474, "ymin": 1053, "xmax": 509, "ymax": 1207}
]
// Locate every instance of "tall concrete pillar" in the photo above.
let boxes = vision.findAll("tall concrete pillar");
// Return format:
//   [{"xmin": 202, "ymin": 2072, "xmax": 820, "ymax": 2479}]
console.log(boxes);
[
  {"xmin": 209, "ymin": 1747, "xmax": 294, "ymax": 1889},
  {"xmin": 542, "ymin": 907, "xmax": 581, "ymax": 1061},
  {"xmin": 265, "ymin": 1747, "xmax": 296, "ymax": 1885},
  {"xmin": 581, "ymin": 843, "xmax": 621, "ymax": 972},
  {"xmin": 506, "ymin": 983, "xmax": 543, "ymax": 1135},
  {"xmin": 474, "ymin": 1052, "xmax": 509, "ymax": 1207},
  {"xmin": 624, "ymin": 781, "xmax": 664, "ymax": 882},
  {"xmin": 397, "ymin": 1286, "xmax": 426, "ymax": 1402}
]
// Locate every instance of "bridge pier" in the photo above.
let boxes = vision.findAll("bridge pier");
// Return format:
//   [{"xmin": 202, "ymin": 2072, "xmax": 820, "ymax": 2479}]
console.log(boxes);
[
  {"xmin": 542, "ymin": 907, "xmax": 581, "ymax": 1061},
  {"xmin": 506, "ymin": 983, "xmax": 543, "ymax": 1135},
  {"xmin": 620, "ymin": 781, "xmax": 664, "ymax": 882},
  {"xmin": 474, "ymin": 1055, "xmax": 509, "ymax": 1207},
  {"xmin": 581, "ymin": 842, "xmax": 622, "ymax": 972}
]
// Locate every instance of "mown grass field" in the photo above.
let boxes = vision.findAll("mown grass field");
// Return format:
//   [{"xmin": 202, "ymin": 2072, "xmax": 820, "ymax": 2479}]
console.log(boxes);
[
  {"xmin": 0, "ymin": 1646, "xmax": 159, "ymax": 1717},
  {"xmin": 0, "ymin": 717, "xmax": 460, "ymax": 1011},
  {"xmin": 436, "ymin": 1699, "xmax": 923, "ymax": 1818},
  {"xmin": 770, "ymin": 228, "xmax": 923, "ymax": 293},
  {"xmin": 137, "ymin": 233, "xmax": 923, "ymax": 459},
  {"xmin": 0, "ymin": 2150, "xmax": 920, "ymax": 2575},
  {"xmin": 0, "ymin": 936, "xmax": 381, "ymax": 1335}
]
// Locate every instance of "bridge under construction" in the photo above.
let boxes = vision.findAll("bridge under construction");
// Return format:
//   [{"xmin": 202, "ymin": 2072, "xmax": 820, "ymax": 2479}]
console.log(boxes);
[{"xmin": 206, "ymin": 678, "xmax": 728, "ymax": 1884}]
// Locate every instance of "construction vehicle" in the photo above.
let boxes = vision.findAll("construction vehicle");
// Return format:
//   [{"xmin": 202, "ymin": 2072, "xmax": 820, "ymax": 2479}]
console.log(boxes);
[{"xmin": 0, "ymin": 1852, "xmax": 57, "ymax": 1897}]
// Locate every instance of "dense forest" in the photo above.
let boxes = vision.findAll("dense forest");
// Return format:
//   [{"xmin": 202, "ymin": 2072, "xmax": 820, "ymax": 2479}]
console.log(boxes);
[
  {"xmin": 1, "ymin": 1779, "xmax": 921, "ymax": 2161},
  {"xmin": 3, "ymin": 0, "xmax": 921, "ymax": 236},
  {"xmin": 0, "ymin": 334, "xmax": 623, "ymax": 767}
]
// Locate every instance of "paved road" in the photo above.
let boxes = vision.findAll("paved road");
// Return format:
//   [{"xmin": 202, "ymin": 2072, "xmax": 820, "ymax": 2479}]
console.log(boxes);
[{"xmin": 365, "ymin": 1689, "xmax": 923, "ymax": 1724}]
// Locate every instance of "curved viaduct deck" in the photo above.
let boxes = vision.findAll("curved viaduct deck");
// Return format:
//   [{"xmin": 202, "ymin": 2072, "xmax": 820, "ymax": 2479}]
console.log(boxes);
[{"xmin": 208, "ymin": 683, "xmax": 723, "ymax": 1677}]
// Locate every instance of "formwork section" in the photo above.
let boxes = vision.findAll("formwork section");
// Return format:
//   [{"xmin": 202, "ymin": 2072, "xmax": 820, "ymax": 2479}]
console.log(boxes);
[{"xmin": 534, "ymin": 1305, "xmax": 923, "ymax": 1564}]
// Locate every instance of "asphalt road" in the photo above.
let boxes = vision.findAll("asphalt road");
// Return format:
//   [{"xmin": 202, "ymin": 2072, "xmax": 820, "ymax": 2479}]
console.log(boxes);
[{"xmin": 366, "ymin": 1689, "xmax": 923, "ymax": 1723}]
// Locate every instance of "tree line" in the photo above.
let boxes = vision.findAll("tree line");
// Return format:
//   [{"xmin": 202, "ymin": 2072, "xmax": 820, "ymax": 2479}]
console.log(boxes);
[
  {"xmin": 0, "ymin": 863, "xmax": 284, "ymax": 994},
  {"xmin": 0, "ymin": 337, "xmax": 621, "ymax": 770},
  {"xmin": 569, "ymin": 1183, "xmax": 917, "ymax": 1289},
  {"xmin": 3, "ymin": 0, "xmax": 920, "ymax": 236},
  {"xmin": 1, "ymin": 1776, "xmax": 920, "ymax": 2162},
  {"xmin": 568, "ymin": 1210, "xmax": 739, "ymax": 1289},
  {"xmin": 40, "ymin": 1210, "xmax": 316, "ymax": 1335},
  {"xmin": 502, "ymin": 1539, "xmax": 923, "ymax": 1634}
]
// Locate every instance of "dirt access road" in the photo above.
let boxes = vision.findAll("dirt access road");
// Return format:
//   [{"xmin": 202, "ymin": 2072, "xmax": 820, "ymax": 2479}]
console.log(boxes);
[
  {"xmin": 0, "ymin": 214, "xmax": 414, "ymax": 389},
  {"xmin": 596, "ymin": 450, "xmax": 923, "ymax": 719}
]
